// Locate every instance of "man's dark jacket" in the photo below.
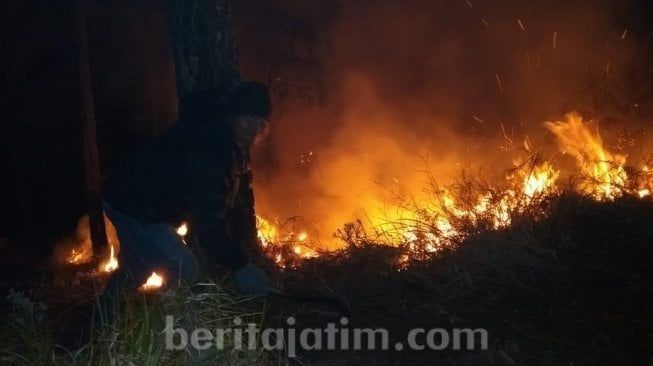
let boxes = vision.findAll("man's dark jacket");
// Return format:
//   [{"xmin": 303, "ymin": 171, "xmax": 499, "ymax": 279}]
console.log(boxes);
[{"xmin": 104, "ymin": 117, "xmax": 248, "ymax": 270}]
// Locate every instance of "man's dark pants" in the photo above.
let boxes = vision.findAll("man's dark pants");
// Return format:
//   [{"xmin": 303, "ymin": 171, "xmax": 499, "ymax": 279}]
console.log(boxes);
[{"xmin": 96, "ymin": 201, "xmax": 199, "ymax": 324}]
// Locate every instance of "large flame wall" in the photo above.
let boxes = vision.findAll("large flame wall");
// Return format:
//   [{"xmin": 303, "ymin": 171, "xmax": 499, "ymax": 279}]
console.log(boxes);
[{"xmin": 237, "ymin": 0, "xmax": 653, "ymax": 249}]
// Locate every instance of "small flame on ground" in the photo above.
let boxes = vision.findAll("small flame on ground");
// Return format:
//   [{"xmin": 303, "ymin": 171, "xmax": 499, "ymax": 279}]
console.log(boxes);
[
  {"xmin": 64, "ymin": 214, "xmax": 121, "ymax": 273},
  {"xmin": 176, "ymin": 222, "xmax": 188, "ymax": 237},
  {"xmin": 68, "ymin": 248, "xmax": 89, "ymax": 265},
  {"xmin": 176, "ymin": 222, "xmax": 188, "ymax": 245},
  {"xmin": 101, "ymin": 244, "xmax": 119, "ymax": 273},
  {"xmin": 140, "ymin": 271, "xmax": 164, "ymax": 291}
]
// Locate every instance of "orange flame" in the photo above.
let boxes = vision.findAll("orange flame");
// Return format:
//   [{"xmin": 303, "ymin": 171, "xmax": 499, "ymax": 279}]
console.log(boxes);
[
  {"xmin": 522, "ymin": 162, "xmax": 559, "ymax": 201},
  {"xmin": 256, "ymin": 160, "xmax": 560, "ymax": 263},
  {"xmin": 545, "ymin": 113, "xmax": 627, "ymax": 200},
  {"xmin": 64, "ymin": 214, "xmax": 121, "ymax": 273},
  {"xmin": 176, "ymin": 222, "xmax": 188, "ymax": 237},
  {"xmin": 68, "ymin": 248, "xmax": 90, "ymax": 265},
  {"xmin": 256, "ymin": 215, "xmax": 277, "ymax": 247},
  {"xmin": 101, "ymin": 244, "xmax": 119, "ymax": 273},
  {"xmin": 254, "ymin": 112, "xmax": 651, "ymax": 267},
  {"xmin": 140, "ymin": 272, "xmax": 164, "ymax": 291},
  {"xmin": 176, "ymin": 222, "xmax": 189, "ymax": 245}
]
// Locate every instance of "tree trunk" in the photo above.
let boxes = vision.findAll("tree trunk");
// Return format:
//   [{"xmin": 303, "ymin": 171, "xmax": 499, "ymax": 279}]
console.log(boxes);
[
  {"xmin": 164, "ymin": 0, "xmax": 262, "ymax": 259},
  {"xmin": 165, "ymin": 0, "xmax": 240, "ymax": 105},
  {"xmin": 0, "ymin": 126, "xmax": 32, "ymax": 245},
  {"xmin": 76, "ymin": 0, "xmax": 108, "ymax": 256}
]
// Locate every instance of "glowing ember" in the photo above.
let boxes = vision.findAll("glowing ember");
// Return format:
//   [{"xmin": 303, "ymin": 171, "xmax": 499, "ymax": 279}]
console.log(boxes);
[
  {"xmin": 397, "ymin": 254, "xmax": 410, "ymax": 270},
  {"xmin": 140, "ymin": 272, "xmax": 164, "ymax": 291},
  {"xmin": 639, "ymin": 189, "xmax": 650, "ymax": 198},
  {"xmin": 295, "ymin": 245, "xmax": 319, "ymax": 258},
  {"xmin": 68, "ymin": 248, "xmax": 89, "ymax": 265},
  {"xmin": 297, "ymin": 231, "xmax": 308, "ymax": 241}
]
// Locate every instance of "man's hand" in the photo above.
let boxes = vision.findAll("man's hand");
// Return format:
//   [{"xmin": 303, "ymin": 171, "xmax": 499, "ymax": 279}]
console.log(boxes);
[{"xmin": 235, "ymin": 263, "xmax": 271, "ymax": 297}]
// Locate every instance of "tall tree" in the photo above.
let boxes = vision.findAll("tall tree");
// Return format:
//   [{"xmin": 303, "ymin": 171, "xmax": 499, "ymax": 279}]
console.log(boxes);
[
  {"xmin": 165, "ymin": 0, "xmax": 240, "ymax": 105},
  {"xmin": 76, "ymin": 0, "xmax": 108, "ymax": 255},
  {"xmin": 164, "ymin": 0, "xmax": 260, "ymax": 258}
]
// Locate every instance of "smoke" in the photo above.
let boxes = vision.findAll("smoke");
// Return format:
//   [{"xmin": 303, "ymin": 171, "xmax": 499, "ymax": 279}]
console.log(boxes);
[{"xmin": 234, "ymin": 0, "xmax": 653, "ymax": 246}]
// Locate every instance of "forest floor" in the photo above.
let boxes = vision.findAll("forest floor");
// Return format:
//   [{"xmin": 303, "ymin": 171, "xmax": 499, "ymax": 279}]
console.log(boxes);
[{"xmin": 1, "ymin": 193, "xmax": 652, "ymax": 365}]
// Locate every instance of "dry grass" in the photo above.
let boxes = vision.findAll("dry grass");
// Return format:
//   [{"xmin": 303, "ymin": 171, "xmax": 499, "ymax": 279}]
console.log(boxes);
[{"xmin": 0, "ymin": 279, "xmax": 276, "ymax": 366}]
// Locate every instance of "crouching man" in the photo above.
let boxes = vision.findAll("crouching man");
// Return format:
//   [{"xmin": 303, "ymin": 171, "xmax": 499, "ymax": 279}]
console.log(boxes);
[{"xmin": 100, "ymin": 81, "xmax": 272, "ymax": 306}]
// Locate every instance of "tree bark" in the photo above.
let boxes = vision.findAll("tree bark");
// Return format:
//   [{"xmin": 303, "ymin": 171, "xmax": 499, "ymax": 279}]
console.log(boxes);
[
  {"xmin": 165, "ymin": 0, "xmax": 240, "ymax": 105},
  {"xmin": 164, "ymin": 0, "xmax": 262, "ymax": 259},
  {"xmin": 76, "ymin": 0, "xmax": 108, "ymax": 256}
]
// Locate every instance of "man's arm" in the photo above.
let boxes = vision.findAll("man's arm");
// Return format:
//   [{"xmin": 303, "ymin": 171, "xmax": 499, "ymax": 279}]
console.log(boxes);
[
  {"xmin": 185, "ymin": 126, "xmax": 248, "ymax": 271},
  {"xmin": 228, "ymin": 170, "xmax": 259, "ymax": 253},
  {"xmin": 186, "ymin": 140, "xmax": 270, "ymax": 296}
]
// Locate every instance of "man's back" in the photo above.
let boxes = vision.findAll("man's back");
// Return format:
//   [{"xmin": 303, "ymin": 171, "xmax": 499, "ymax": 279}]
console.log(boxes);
[{"xmin": 104, "ymin": 120, "xmax": 239, "ymax": 225}]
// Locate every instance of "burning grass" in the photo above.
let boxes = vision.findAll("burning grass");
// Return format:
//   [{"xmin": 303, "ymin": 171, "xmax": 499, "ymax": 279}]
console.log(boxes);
[
  {"xmin": 263, "ymin": 193, "xmax": 653, "ymax": 364},
  {"xmin": 25, "ymin": 112, "xmax": 650, "ymax": 364},
  {"xmin": 256, "ymin": 112, "xmax": 652, "ymax": 267},
  {"xmin": 57, "ymin": 112, "xmax": 652, "ymax": 276}
]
